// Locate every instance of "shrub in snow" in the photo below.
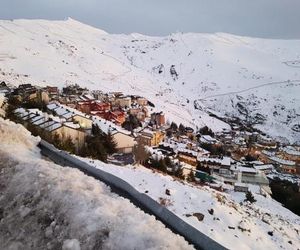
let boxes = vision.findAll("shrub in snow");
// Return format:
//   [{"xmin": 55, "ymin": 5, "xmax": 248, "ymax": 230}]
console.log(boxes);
[
  {"xmin": 262, "ymin": 214, "xmax": 271, "ymax": 225},
  {"xmin": 173, "ymin": 167, "xmax": 185, "ymax": 180},
  {"xmin": 187, "ymin": 171, "xmax": 195, "ymax": 182},
  {"xmin": 170, "ymin": 122, "xmax": 178, "ymax": 131},
  {"xmin": 133, "ymin": 140, "xmax": 149, "ymax": 165},
  {"xmin": 245, "ymin": 191, "xmax": 256, "ymax": 203}
]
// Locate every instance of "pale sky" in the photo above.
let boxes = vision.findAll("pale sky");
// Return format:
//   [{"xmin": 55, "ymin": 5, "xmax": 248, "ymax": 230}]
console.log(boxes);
[{"xmin": 1, "ymin": 0, "xmax": 300, "ymax": 38}]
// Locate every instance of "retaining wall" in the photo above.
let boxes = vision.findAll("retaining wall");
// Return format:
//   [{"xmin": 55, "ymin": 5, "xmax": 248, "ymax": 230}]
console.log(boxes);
[{"xmin": 38, "ymin": 140, "xmax": 227, "ymax": 250}]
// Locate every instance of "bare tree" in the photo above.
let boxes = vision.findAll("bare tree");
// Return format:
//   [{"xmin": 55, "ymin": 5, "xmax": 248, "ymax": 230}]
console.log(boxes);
[{"xmin": 133, "ymin": 140, "xmax": 149, "ymax": 166}]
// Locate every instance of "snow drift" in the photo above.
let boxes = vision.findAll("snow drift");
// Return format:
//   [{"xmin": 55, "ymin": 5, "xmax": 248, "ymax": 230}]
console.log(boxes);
[{"xmin": 0, "ymin": 117, "xmax": 193, "ymax": 250}]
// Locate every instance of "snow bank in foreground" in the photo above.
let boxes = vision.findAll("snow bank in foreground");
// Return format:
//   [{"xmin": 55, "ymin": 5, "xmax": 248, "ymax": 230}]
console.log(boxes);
[
  {"xmin": 0, "ymin": 117, "xmax": 193, "ymax": 250},
  {"xmin": 0, "ymin": 117, "xmax": 40, "ymax": 159},
  {"xmin": 79, "ymin": 157, "xmax": 300, "ymax": 250},
  {"xmin": 0, "ymin": 93, "xmax": 5, "ymax": 117}
]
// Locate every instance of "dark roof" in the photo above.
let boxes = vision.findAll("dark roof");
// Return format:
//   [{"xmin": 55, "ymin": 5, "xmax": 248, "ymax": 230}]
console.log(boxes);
[{"xmin": 185, "ymin": 127, "xmax": 194, "ymax": 132}]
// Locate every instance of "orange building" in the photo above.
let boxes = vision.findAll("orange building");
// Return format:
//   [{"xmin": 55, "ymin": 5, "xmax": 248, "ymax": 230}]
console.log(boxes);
[
  {"xmin": 77, "ymin": 101, "xmax": 111, "ymax": 114},
  {"xmin": 150, "ymin": 112, "xmax": 165, "ymax": 127},
  {"xmin": 77, "ymin": 101, "xmax": 92, "ymax": 114},
  {"xmin": 92, "ymin": 110, "xmax": 125, "ymax": 125},
  {"xmin": 94, "ymin": 102, "xmax": 111, "ymax": 112}
]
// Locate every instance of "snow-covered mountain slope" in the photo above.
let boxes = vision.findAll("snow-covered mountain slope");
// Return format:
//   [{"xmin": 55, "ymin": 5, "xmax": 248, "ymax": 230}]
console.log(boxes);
[
  {"xmin": 0, "ymin": 117, "xmax": 193, "ymax": 250},
  {"xmin": 1, "ymin": 18, "xmax": 300, "ymax": 142},
  {"xmin": 78, "ymin": 157, "xmax": 300, "ymax": 250},
  {"xmin": 200, "ymin": 80, "xmax": 300, "ymax": 143}
]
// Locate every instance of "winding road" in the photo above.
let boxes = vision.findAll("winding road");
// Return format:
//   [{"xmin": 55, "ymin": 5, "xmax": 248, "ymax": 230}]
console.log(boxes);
[{"xmin": 199, "ymin": 79, "xmax": 300, "ymax": 101}]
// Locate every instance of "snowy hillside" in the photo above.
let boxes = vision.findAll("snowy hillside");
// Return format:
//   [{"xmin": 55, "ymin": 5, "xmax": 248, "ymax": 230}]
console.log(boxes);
[
  {"xmin": 78, "ymin": 157, "xmax": 300, "ymax": 250},
  {"xmin": 200, "ymin": 80, "xmax": 300, "ymax": 143},
  {"xmin": 0, "ymin": 117, "xmax": 193, "ymax": 250},
  {"xmin": 0, "ymin": 18, "xmax": 300, "ymax": 142}
]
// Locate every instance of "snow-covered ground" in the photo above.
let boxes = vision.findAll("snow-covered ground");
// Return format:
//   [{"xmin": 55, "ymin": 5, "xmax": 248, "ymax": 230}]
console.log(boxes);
[
  {"xmin": 78, "ymin": 157, "xmax": 300, "ymax": 250},
  {"xmin": 0, "ymin": 117, "xmax": 193, "ymax": 250},
  {"xmin": 0, "ymin": 92, "xmax": 6, "ymax": 117},
  {"xmin": 0, "ymin": 18, "xmax": 299, "ymax": 142},
  {"xmin": 200, "ymin": 80, "xmax": 300, "ymax": 143}
]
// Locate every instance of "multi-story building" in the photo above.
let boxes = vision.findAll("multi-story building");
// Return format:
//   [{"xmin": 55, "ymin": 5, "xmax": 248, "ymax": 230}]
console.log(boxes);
[
  {"xmin": 177, "ymin": 149, "xmax": 198, "ymax": 166},
  {"xmin": 93, "ymin": 116, "xmax": 136, "ymax": 153},
  {"xmin": 12, "ymin": 84, "xmax": 49, "ymax": 104},
  {"xmin": 261, "ymin": 150, "xmax": 297, "ymax": 174},
  {"xmin": 113, "ymin": 96, "xmax": 132, "ymax": 108},
  {"xmin": 150, "ymin": 112, "xmax": 165, "ymax": 127},
  {"xmin": 47, "ymin": 102, "xmax": 93, "ymax": 129},
  {"xmin": 138, "ymin": 129, "xmax": 165, "ymax": 146},
  {"xmin": 14, "ymin": 108, "xmax": 86, "ymax": 151},
  {"xmin": 136, "ymin": 97, "xmax": 148, "ymax": 106},
  {"xmin": 129, "ymin": 107, "xmax": 148, "ymax": 122},
  {"xmin": 46, "ymin": 86, "xmax": 59, "ymax": 100}
]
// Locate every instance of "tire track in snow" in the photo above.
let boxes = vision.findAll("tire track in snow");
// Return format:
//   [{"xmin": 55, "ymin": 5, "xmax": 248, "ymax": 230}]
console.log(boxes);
[{"xmin": 0, "ymin": 24, "xmax": 16, "ymax": 35}]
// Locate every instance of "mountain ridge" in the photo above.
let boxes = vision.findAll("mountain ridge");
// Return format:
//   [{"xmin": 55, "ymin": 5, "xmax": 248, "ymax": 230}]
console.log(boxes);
[{"xmin": 1, "ymin": 18, "xmax": 299, "ymax": 143}]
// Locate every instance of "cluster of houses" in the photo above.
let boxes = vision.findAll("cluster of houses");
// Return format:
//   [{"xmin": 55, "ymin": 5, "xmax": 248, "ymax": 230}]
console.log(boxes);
[
  {"xmin": 260, "ymin": 146, "xmax": 300, "ymax": 174},
  {"xmin": 7, "ymin": 83, "xmax": 168, "ymax": 151},
  {"xmin": 150, "ymin": 136, "xmax": 271, "ymax": 193},
  {"xmin": 53, "ymin": 84, "xmax": 167, "ymax": 147},
  {"xmin": 14, "ymin": 102, "xmax": 136, "ymax": 154},
  {"xmin": 2, "ymin": 81, "xmax": 300, "ymax": 193},
  {"xmin": 208, "ymin": 123, "xmax": 300, "ymax": 174},
  {"xmin": 15, "ymin": 107, "xmax": 87, "ymax": 150}
]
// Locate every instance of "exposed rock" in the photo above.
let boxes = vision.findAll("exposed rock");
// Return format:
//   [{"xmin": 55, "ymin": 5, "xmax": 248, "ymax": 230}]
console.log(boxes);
[
  {"xmin": 193, "ymin": 213, "xmax": 204, "ymax": 222},
  {"xmin": 165, "ymin": 189, "xmax": 171, "ymax": 196},
  {"xmin": 236, "ymin": 102, "xmax": 248, "ymax": 116},
  {"xmin": 158, "ymin": 197, "xmax": 171, "ymax": 206},
  {"xmin": 208, "ymin": 208, "xmax": 214, "ymax": 215},
  {"xmin": 292, "ymin": 124, "xmax": 300, "ymax": 132},
  {"xmin": 262, "ymin": 215, "xmax": 271, "ymax": 224},
  {"xmin": 238, "ymin": 220, "xmax": 251, "ymax": 232}
]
